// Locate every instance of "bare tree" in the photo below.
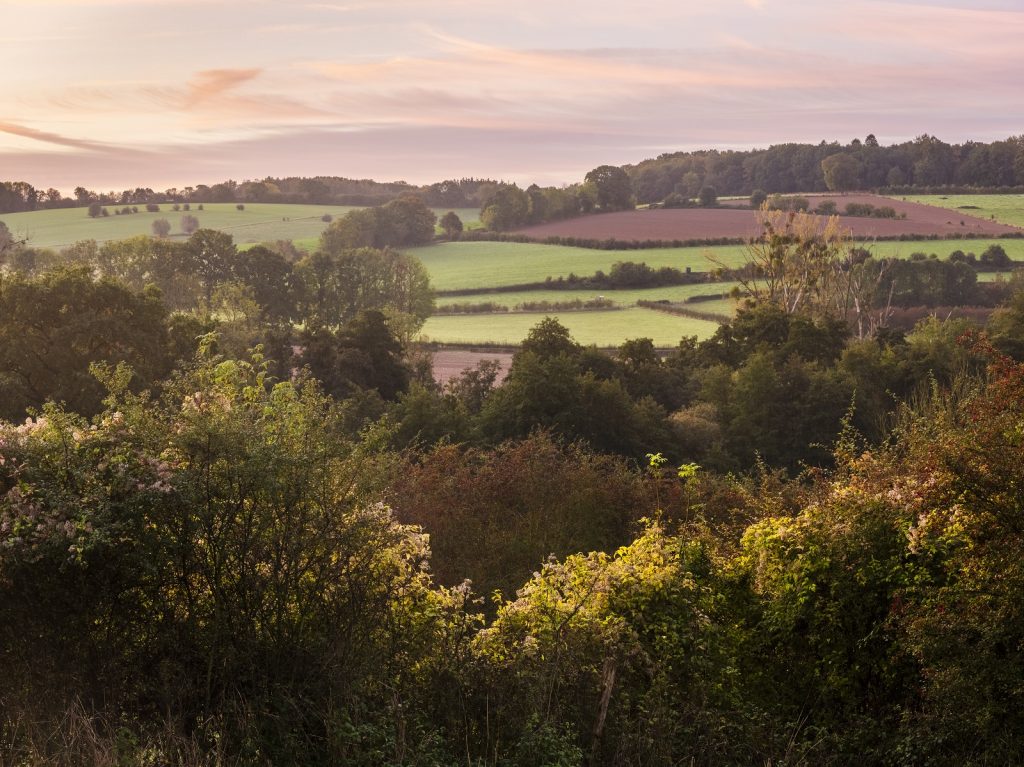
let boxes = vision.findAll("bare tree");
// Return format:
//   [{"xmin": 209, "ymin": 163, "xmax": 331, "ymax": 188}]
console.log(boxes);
[{"xmin": 831, "ymin": 250, "xmax": 897, "ymax": 339}]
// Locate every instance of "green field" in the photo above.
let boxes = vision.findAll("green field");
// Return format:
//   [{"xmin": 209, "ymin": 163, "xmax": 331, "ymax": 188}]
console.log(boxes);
[
  {"xmin": 892, "ymin": 194, "xmax": 1024, "ymax": 228},
  {"xmin": 978, "ymin": 270, "xmax": 1023, "ymax": 283},
  {"xmin": 419, "ymin": 306, "xmax": 721, "ymax": 347},
  {"xmin": 0, "ymin": 204, "xmax": 481, "ymax": 250},
  {"xmin": 686, "ymin": 297, "xmax": 740, "ymax": 317},
  {"xmin": 409, "ymin": 239, "xmax": 1024, "ymax": 293},
  {"xmin": 436, "ymin": 281, "xmax": 739, "ymax": 310},
  {"xmin": 862, "ymin": 239, "xmax": 1024, "ymax": 259},
  {"xmin": 408, "ymin": 242, "xmax": 749, "ymax": 291},
  {"xmin": 414, "ymin": 234, "xmax": 1024, "ymax": 345}
]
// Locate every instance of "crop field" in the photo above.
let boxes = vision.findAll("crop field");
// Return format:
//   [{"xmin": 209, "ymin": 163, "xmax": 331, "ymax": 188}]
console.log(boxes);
[
  {"xmin": 419, "ymin": 306, "xmax": 721, "ymax": 347},
  {"xmin": 0, "ymin": 204, "xmax": 481, "ymax": 250},
  {"xmin": 436, "ymin": 282, "xmax": 739, "ymax": 310},
  {"xmin": 512, "ymin": 193, "xmax": 1020, "ymax": 242},
  {"xmin": 893, "ymin": 194, "xmax": 1024, "ymax": 228}
]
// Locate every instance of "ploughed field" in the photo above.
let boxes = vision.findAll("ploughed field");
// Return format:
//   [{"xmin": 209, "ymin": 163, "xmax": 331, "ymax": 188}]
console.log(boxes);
[
  {"xmin": 432, "ymin": 350, "xmax": 514, "ymax": 385},
  {"xmin": 512, "ymin": 193, "xmax": 1022, "ymax": 242}
]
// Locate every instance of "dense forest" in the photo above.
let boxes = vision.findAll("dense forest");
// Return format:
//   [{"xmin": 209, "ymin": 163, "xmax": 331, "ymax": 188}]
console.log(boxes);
[
  {"xmin": 3, "ymin": 134, "xmax": 1023, "ymax": 214},
  {"xmin": 4, "ymin": 197, "xmax": 1024, "ymax": 764}
]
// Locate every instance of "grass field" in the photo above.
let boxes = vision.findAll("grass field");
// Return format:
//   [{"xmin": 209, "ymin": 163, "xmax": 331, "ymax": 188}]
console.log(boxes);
[
  {"xmin": 408, "ymin": 239, "xmax": 1024, "ymax": 292},
  {"xmin": 436, "ymin": 282, "xmax": 739, "ymax": 310},
  {"xmin": 892, "ymin": 195, "xmax": 1024, "ymax": 228},
  {"xmin": 419, "ymin": 306, "xmax": 721, "ymax": 347},
  {"xmin": 0, "ymin": 204, "xmax": 481, "ymax": 250},
  {"xmin": 408, "ymin": 242, "xmax": 751, "ymax": 291},
  {"xmin": 978, "ymin": 271, "xmax": 1023, "ymax": 283}
]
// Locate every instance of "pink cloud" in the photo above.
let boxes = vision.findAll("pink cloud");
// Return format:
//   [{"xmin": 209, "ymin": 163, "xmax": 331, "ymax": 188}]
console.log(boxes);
[
  {"xmin": 0, "ymin": 121, "xmax": 111, "ymax": 152},
  {"xmin": 182, "ymin": 68, "xmax": 263, "ymax": 109}
]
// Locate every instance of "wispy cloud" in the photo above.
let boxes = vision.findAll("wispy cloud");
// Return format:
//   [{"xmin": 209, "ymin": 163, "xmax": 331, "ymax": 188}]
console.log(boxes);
[
  {"xmin": 182, "ymin": 68, "xmax": 262, "ymax": 109},
  {"xmin": 0, "ymin": 121, "xmax": 110, "ymax": 152}
]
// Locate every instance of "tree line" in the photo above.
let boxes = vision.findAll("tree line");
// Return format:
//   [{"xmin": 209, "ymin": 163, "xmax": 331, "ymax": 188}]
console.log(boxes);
[
  {"xmin": 629, "ymin": 133, "xmax": 1024, "ymax": 203},
  {"xmin": 0, "ymin": 176, "xmax": 505, "ymax": 214},
  {"xmin": 8, "ymin": 133, "xmax": 1022, "ymax": 216}
]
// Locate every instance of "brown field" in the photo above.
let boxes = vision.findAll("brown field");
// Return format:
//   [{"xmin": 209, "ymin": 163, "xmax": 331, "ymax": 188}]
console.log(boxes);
[
  {"xmin": 515, "ymin": 194, "xmax": 1021, "ymax": 241},
  {"xmin": 431, "ymin": 350, "xmax": 513, "ymax": 386}
]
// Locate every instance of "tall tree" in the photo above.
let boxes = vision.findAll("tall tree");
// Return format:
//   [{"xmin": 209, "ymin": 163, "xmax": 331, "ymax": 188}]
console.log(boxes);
[
  {"xmin": 584, "ymin": 165, "xmax": 633, "ymax": 211},
  {"xmin": 439, "ymin": 211, "xmax": 464, "ymax": 240},
  {"xmin": 294, "ymin": 247, "xmax": 433, "ymax": 338},
  {"xmin": 821, "ymin": 153, "xmax": 863, "ymax": 192},
  {"xmin": 480, "ymin": 185, "xmax": 530, "ymax": 231},
  {"xmin": 187, "ymin": 229, "xmax": 238, "ymax": 306}
]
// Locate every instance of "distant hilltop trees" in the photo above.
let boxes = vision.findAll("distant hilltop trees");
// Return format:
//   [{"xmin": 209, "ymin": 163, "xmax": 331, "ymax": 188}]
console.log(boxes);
[
  {"xmin": 2, "ymin": 134, "xmax": 1024, "ymax": 215},
  {"xmin": 0, "ymin": 177, "xmax": 509, "ymax": 214},
  {"xmin": 626, "ymin": 133, "xmax": 1024, "ymax": 204}
]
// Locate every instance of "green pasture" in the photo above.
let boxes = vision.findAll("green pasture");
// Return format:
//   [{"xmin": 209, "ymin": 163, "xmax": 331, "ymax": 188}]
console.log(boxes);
[
  {"xmin": 978, "ymin": 270, "xmax": 1024, "ymax": 283},
  {"xmin": 407, "ymin": 242, "xmax": 749, "ymax": 291},
  {"xmin": 0, "ymin": 204, "xmax": 480, "ymax": 250},
  {"xmin": 684, "ymin": 297, "xmax": 740, "ymax": 317},
  {"xmin": 436, "ymin": 281, "xmax": 739, "ymax": 310},
  {"xmin": 418, "ymin": 306, "xmax": 721, "ymax": 347},
  {"xmin": 855, "ymin": 239, "xmax": 1024, "ymax": 265},
  {"xmin": 890, "ymin": 194, "xmax": 1024, "ymax": 228},
  {"xmin": 409, "ymin": 239, "xmax": 1024, "ymax": 293}
]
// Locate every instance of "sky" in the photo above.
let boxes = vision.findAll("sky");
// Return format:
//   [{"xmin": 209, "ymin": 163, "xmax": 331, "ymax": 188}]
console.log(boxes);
[{"xmin": 1, "ymin": 0, "xmax": 1022, "ymax": 192}]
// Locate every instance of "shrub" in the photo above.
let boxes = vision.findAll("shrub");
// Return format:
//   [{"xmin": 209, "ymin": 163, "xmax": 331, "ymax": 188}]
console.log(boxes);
[
  {"xmin": 697, "ymin": 185, "xmax": 718, "ymax": 207},
  {"xmin": 980, "ymin": 243, "xmax": 1011, "ymax": 268},
  {"xmin": 151, "ymin": 218, "xmax": 171, "ymax": 238},
  {"xmin": 180, "ymin": 214, "xmax": 199, "ymax": 235}
]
